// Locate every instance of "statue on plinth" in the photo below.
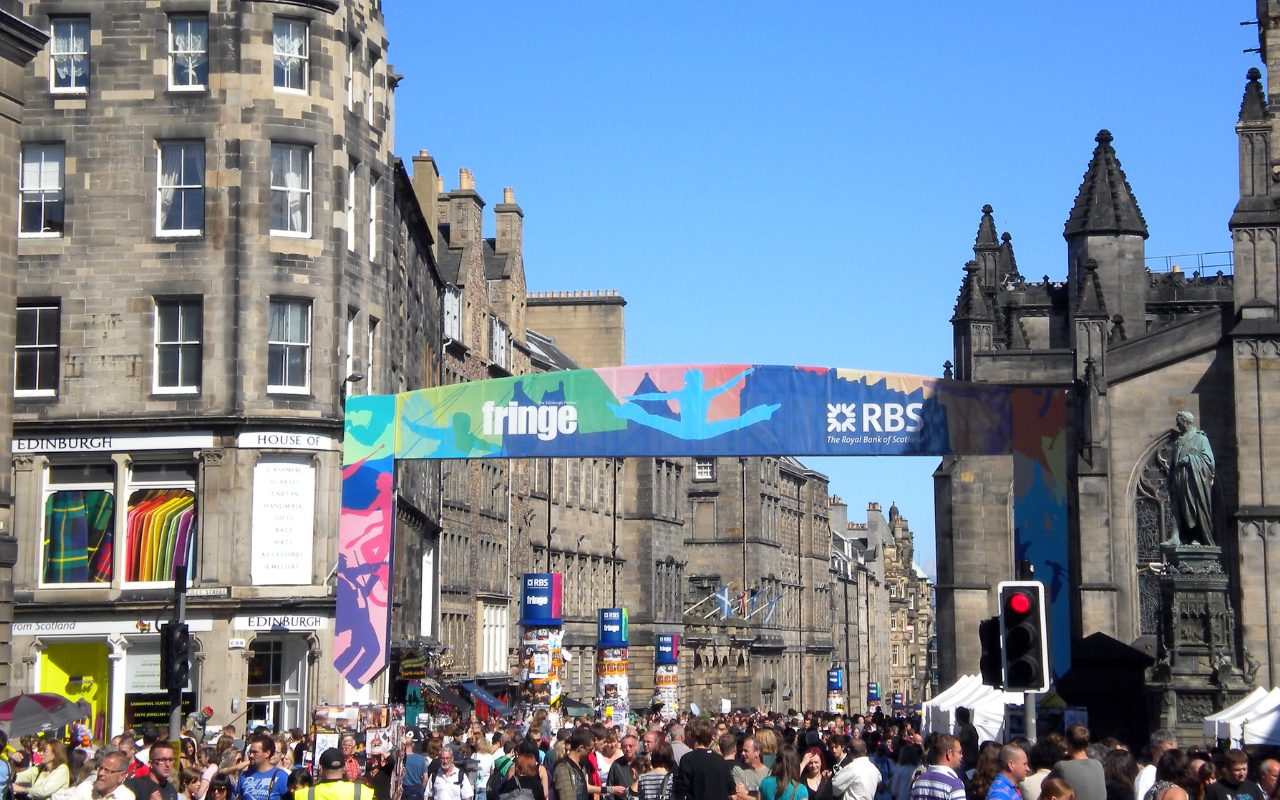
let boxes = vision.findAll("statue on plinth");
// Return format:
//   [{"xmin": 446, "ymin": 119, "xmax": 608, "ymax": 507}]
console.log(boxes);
[{"xmin": 1166, "ymin": 411, "xmax": 1216, "ymax": 547}]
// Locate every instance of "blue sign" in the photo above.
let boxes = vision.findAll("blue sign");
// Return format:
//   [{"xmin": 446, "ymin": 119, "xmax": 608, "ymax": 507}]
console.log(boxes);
[
  {"xmin": 827, "ymin": 669, "xmax": 844, "ymax": 692},
  {"xmin": 597, "ymin": 608, "xmax": 629, "ymax": 646},
  {"xmin": 893, "ymin": 692, "xmax": 904, "ymax": 708},
  {"xmin": 867, "ymin": 682, "xmax": 881, "ymax": 701},
  {"xmin": 655, "ymin": 634, "xmax": 679, "ymax": 665},
  {"xmin": 519, "ymin": 573, "xmax": 563, "ymax": 627}
]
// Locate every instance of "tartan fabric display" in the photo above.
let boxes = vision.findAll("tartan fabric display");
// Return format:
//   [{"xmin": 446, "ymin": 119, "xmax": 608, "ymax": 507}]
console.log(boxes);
[{"xmin": 44, "ymin": 490, "xmax": 115, "ymax": 583}]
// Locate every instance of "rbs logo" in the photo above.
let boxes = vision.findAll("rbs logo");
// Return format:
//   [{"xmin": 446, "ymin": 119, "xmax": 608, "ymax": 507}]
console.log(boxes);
[
  {"xmin": 826, "ymin": 403, "xmax": 924, "ymax": 433},
  {"xmin": 527, "ymin": 577, "xmax": 550, "ymax": 588}
]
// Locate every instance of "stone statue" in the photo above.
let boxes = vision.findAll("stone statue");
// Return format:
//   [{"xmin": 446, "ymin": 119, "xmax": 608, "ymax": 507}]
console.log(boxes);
[{"xmin": 1167, "ymin": 411, "xmax": 1216, "ymax": 546}]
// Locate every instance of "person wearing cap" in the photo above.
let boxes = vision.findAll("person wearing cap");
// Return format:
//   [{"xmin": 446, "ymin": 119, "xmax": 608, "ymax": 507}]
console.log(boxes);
[{"xmin": 305, "ymin": 750, "xmax": 373, "ymax": 800}]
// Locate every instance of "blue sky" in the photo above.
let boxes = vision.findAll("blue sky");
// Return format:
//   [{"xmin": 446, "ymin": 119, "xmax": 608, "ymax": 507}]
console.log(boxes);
[{"xmin": 383, "ymin": 1, "xmax": 1257, "ymax": 576}]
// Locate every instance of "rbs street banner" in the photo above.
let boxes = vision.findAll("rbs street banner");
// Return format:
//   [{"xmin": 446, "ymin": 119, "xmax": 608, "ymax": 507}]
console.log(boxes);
[
  {"xmin": 337, "ymin": 365, "xmax": 1069, "ymax": 690},
  {"xmin": 385, "ymin": 365, "xmax": 1014, "ymax": 459}
]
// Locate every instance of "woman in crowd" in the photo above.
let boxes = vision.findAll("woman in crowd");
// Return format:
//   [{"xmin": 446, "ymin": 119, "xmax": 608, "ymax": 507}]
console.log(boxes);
[
  {"xmin": 755, "ymin": 731, "xmax": 780, "ymax": 771},
  {"xmin": 178, "ymin": 768, "xmax": 204, "ymax": 800},
  {"xmin": 1146, "ymin": 750, "xmax": 1199, "ymax": 800},
  {"xmin": 632, "ymin": 742, "xmax": 673, "ymax": 800},
  {"xmin": 758, "ymin": 745, "xmax": 807, "ymax": 800},
  {"xmin": 889, "ymin": 744, "xmax": 921, "ymax": 800},
  {"xmin": 800, "ymin": 747, "xmax": 832, "ymax": 800},
  {"xmin": 285, "ymin": 768, "xmax": 313, "ymax": 800},
  {"xmin": 1041, "ymin": 778, "xmax": 1076, "ymax": 800},
  {"xmin": 1022, "ymin": 734, "xmax": 1068, "ymax": 800},
  {"xmin": 499, "ymin": 753, "xmax": 547, "ymax": 800},
  {"xmin": 965, "ymin": 742, "xmax": 1001, "ymax": 800},
  {"xmin": 13, "ymin": 740, "xmax": 71, "ymax": 800},
  {"xmin": 206, "ymin": 774, "xmax": 235, "ymax": 800},
  {"xmin": 1103, "ymin": 748, "xmax": 1139, "ymax": 800}
]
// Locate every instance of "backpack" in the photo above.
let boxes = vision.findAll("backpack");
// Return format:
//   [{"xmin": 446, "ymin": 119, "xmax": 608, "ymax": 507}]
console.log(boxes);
[
  {"xmin": 488, "ymin": 757, "xmax": 514, "ymax": 798},
  {"xmin": 429, "ymin": 768, "xmax": 466, "ymax": 799},
  {"xmin": 498, "ymin": 777, "xmax": 538, "ymax": 800}
]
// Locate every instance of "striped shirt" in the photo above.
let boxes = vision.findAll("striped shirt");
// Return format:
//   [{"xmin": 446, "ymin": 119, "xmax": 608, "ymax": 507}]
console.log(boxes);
[
  {"xmin": 987, "ymin": 774, "xmax": 1022, "ymax": 800},
  {"xmin": 910, "ymin": 767, "xmax": 966, "ymax": 800}
]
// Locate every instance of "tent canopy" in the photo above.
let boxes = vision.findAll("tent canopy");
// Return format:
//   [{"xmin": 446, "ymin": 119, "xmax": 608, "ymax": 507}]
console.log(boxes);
[
  {"xmin": 922, "ymin": 675, "xmax": 1022, "ymax": 743},
  {"xmin": 1204, "ymin": 687, "xmax": 1267, "ymax": 740},
  {"xmin": 1215, "ymin": 687, "xmax": 1280, "ymax": 745}
]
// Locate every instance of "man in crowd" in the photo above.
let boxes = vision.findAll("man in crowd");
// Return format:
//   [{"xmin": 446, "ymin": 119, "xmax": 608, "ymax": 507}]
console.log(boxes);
[
  {"xmin": 1134, "ymin": 731, "xmax": 1177, "ymax": 800},
  {"xmin": 607, "ymin": 736, "xmax": 639, "ymax": 796},
  {"xmin": 832, "ymin": 739, "xmax": 882, "ymax": 800},
  {"xmin": 641, "ymin": 731, "xmax": 662, "ymax": 758},
  {"xmin": 554, "ymin": 730, "xmax": 601, "ymax": 800},
  {"xmin": 311, "ymin": 750, "xmax": 374, "ymax": 800},
  {"xmin": 953, "ymin": 710, "xmax": 978, "ymax": 775},
  {"xmin": 72, "ymin": 752, "xmax": 134, "ymax": 800},
  {"xmin": 125, "ymin": 742, "xmax": 177, "ymax": 800},
  {"xmin": 1204, "ymin": 750, "xmax": 1264, "ymax": 800},
  {"xmin": 117, "ymin": 737, "xmax": 149, "ymax": 781},
  {"xmin": 1259, "ymin": 761, "xmax": 1279, "ymax": 800},
  {"xmin": 671, "ymin": 717, "xmax": 735, "ymax": 800},
  {"xmin": 1047, "ymin": 726, "xmax": 1104, "ymax": 800},
  {"xmin": 402, "ymin": 738, "xmax": 429, "ymax": 800},
  {"xmin": 667, "ymin": 725, "xmax": 691, "ymax": 766},
  {"xmin": 732, "ymin": 737, "xmax": 770, "ymax": 800},
  {"xmin": 340, "ymin": 735, "xmax": 362, "ymax": 784},
  {"xmin": 909, "ymin": 735, "xmax": 966, "ymax": 800},
  {"xmin": 427, "ymin": 749, "xmax": 473, "ymax": 800},
  {"xmin": 986, "ymin": 746, "xmax": 1029, "ymax": 800},
  {"xmin": 237, "ymin": 736, "xmax": 289, "ymax": 800}
]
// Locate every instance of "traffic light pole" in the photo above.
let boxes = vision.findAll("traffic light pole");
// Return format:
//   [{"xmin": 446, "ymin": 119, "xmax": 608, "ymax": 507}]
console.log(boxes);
[
  {"xmin": 1024, "ymin": 691, "xmax": 1037, "ymax": 743},
  {"xmin": 169, "ymin": 568, "xmax": 187, "ymax": 743}
]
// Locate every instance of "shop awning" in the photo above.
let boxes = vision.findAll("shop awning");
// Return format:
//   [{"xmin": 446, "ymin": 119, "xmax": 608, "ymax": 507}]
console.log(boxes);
[
  {"xmin": 461, "ymin": 682, "xmax": 513, "ymax": 716},
  {"xmin": 425, "ymin": 684, "xmax": 473, "ymax": 713},
  {"xmin": 559, "ymin": 696, "xmax": 592, "ymax": 715}
]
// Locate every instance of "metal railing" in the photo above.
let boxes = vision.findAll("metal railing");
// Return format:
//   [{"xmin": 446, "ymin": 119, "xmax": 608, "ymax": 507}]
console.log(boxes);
[{"xmin": 1145, "ymin": 251, "xmax": 1234, "ymax": 275}]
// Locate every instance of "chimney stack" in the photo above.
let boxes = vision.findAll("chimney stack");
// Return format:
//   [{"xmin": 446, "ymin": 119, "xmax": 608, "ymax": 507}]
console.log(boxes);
[
  {"xmin": 447, "ymin": 168, "xmax": 484, "ymax": 246},
  {"xmin": 494, "ymin": 186, "xmax": 523, "ymax": 255},
  {"xmin": 410, "ymin": 150, "xmax": 439, "ymax": 256}
]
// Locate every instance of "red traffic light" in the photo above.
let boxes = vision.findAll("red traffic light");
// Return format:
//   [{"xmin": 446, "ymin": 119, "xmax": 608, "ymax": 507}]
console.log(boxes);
[{"xmin": 1008, "ymin": 592, "xmax": 1031, "ymax": 615}]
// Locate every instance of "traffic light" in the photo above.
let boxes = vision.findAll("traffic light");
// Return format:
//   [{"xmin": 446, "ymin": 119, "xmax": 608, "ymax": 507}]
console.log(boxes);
[
  {"xmin": 998, "ymin": 581, "xmax": 1049, "ymax": 692},
  {"xmin": 160, "ymin": 622, "xmax": 190, "ymax": 691},
  {"xmin": 978, "ymin": 616, "xmax": 1003, "ymax": 687}
]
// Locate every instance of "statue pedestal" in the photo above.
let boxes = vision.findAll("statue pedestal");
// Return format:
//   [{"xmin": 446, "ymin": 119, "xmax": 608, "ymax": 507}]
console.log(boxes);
[{"xmin": 1147, "ymin": 544, "xmax": 1250, "ymax": 742}]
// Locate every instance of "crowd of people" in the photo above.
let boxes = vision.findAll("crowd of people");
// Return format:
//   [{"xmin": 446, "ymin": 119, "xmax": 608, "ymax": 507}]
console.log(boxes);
[{"xmin": 3, "ymin": 709, "xmax": 1280, "ymax": 800}]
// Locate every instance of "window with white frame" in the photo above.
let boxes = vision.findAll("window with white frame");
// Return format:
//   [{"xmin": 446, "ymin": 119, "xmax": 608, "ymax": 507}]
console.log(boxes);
[
  {"xmin": 41, "ymin": 463, "xmax": 115, "ymax": 585},
  {"xmin": 272, "ymin": 18, "xmax": 308, "ymax": 92},
  {"xmin": 344, "ymin": 308, "xmax": 357, "ymax": 390},
  {"xmin": 367, "ymin": 52, "xmax": 380, "ymax": 126},
  {"xmin": 489, "ymin": 316, "xmax": 508, "ymax": 370},
  {"xmin": 269, "ymin": 143, "xmax": 311, "ymax": 236},
  {"xmin": 481, "ymin": 603, "xmax": 509, "ymax": 675},
  {"xmin": 267, "ymin": 299, "xmax": 310, "ymax": 393},
  {"xmin": 124, "ymin": 462, "xmax": 197, "ymax": 585},
  {"xmin": 443, "ymin": 286, "xmax": 462, "ymax": 341},
  {"xmin": 157, "ymin": 142, "xmax": 204, "ymax": 235},
  {"xmin": 15, "ymin": 304, "xmax": 59, "ymax": 396},
  {"xmin": 892, "ymin": 645, "xmax": 900, "ymax": 667},
  {"xmin": 345, "ymin": 42, "xmax": 355, "ymax": 111},
  {"xmin": 366, "ymin": 317, "xmax": 378, "ymax": 394},
  {"xmin": 20, "ymin": 144, "xmax": 64, "ymax": 237},
  {"xmin": 345, "ymin": 159, "xmax": 357, "ymax": 251},
  {"xmin": 50, "ymin": 18, "xmax": 89, "ymax": 93},
  {"xmin": 368, "ymin": 173, "xmax": 378, "ymax": 260},
  {"xmin": 694, "ymin": 457, "xmax": 716, "ymax": 481},
  {"xmin": 154, "ymin": 299, "xmax": 202, "ymax": 393},
  {"xmin": 168, "ymin": 15, "xmax": 208, "ymax": 90}
]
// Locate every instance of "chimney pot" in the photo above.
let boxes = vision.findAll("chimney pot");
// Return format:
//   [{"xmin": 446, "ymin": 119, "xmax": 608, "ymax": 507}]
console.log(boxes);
[
  {"xmin": 459, "ymin": 168, "xmax": 474, "ymax": 191},
  {"xmin": 503, "ymin": 187, "xmax": 515, "ymax": 203},
  {"xmin": 436, "ymin": 176, "xmax": 444, "ymax": 193},
  {"xmin": 418, "ymin": 149, "xmax": 429, "ymax": 158}
]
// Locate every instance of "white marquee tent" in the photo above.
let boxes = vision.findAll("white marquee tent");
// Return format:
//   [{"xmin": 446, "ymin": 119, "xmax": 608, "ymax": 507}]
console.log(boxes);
[
  {"xmin": 1209, "ymin": 687, "xmax": 1280, "ymax": 746},
  {"xmin": 1203, "ymin": 686, "xmax": 1267, "ymax": 741},
  {"xmin": 922, "ymin": 674, "xmax": 1023, "ymax": 743}
]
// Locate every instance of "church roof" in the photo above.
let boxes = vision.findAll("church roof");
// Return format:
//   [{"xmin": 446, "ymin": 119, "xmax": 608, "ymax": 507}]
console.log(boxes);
[{"xmin": 1063, "ymin": 130, "xmax": 1149, "ymax": 240}]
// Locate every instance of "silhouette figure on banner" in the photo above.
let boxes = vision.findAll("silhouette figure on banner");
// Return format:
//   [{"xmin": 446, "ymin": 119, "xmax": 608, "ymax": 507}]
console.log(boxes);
[
  {"xmin": 403, "ymin": 411, "xmax": 497, "ymax": 458},
  {"xmin": 607, "ymin": 368, "xmax": 781, "ymax": 440}
]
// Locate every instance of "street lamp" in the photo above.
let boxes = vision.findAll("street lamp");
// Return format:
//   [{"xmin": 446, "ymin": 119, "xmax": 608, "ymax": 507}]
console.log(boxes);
[{"xmin": 342, "ymin": 372, "xmax": 365, "ymax": 400}]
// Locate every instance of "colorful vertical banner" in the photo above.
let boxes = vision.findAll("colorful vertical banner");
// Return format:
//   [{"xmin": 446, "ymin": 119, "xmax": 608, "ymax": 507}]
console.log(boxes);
[
  {"xmin": 596, "ymin": 608, "xmax": 629, "ymax": 724},
  {"xmin": 337, "ymin": 395, "xmax": 397, "ymax": 689},
  {"xmin": 654, "ymin": 634, "xmax": 679, "ymax": 720},
  {"xmin": 826, "ymin": 669, "xmax": 845, "ymax": 714},
  {"xmin": 519, "ymin": 574, "xmax": 564, "ymax": 711}
]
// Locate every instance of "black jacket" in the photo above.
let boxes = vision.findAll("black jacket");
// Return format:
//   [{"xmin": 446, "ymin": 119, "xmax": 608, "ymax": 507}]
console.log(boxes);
[{"xmin": 671, "ymin": 749, "xmax": 735, "ymax": 800}]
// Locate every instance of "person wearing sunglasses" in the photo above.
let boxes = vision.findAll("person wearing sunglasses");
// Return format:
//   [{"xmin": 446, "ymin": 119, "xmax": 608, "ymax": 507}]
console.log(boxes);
[{"xmin": 126, "ymin": 742, "xmax": 178, "ymax": 800}]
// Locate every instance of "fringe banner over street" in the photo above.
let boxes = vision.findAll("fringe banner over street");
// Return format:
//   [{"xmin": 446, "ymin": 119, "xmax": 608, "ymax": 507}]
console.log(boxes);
[{"xmin": 338, "ymin": 365, "xmax": 1069, "ymax": 689}]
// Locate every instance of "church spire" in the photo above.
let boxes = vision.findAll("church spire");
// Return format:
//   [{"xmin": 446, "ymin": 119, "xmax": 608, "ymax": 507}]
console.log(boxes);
[
  {"xmin": 1076, "ymin": 259, "xmax": 1109, "ymax": 316},
  {"xmin": 1241, "ymin": 67, "xmax": 1267, "ymax": 123},
  {"xmin": 953, "ymin": 260, "xmax": 991, "ymax": 321},
  {"xmin": 975, "ymin": 204, "xmax": 999, "ymax": 247},
  {"xmin": 1064, "ymin": 130, "xmax": 1149, "ymax": 240}
]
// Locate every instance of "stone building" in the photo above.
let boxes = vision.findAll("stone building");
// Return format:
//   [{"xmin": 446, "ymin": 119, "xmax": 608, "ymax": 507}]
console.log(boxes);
[
  {"xmin": 831, "ymin": 501, "xmax": 894, "ymax": 715},
  {"xmin": 0, "ymin": 0, "xmax": 44, "ymax": 697},
  {"xmin": 881, "ymin": 504, "xmax": 934, "ymax": 708},
  {"xmin": 7, "ymin": 0, "xmax": 443, "ymax": 734},
  {"xmin": 935, "ymin": 0, "xmax": 1280, "ymax": 737}
]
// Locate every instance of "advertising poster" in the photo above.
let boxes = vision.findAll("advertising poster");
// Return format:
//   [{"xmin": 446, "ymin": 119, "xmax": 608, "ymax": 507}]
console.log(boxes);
[
  {"xmin": 519, "ymin": 626, "xmax": 563, "ymax": 709},
  {"xmin": 827, "ymin": 669, "xmax": 845, "ymax": 714},
  {"xmin": 596, "ymin": 609, "xmax": 629, "ymax": 724},
  {"xmin": 654, "ymin": 633, "xmax": 679, "ymax": 720}
]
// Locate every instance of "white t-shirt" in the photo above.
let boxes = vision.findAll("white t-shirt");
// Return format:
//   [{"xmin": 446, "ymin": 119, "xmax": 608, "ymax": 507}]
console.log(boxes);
[
  {"xmin": 429, "ymin": 767, "xmax": 474, "ymax": 800},
  {"xmin": 1135, "ymin": 764, "xmax": 1157, "ymax": 800}
]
